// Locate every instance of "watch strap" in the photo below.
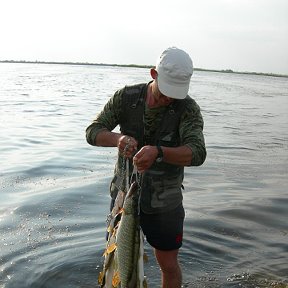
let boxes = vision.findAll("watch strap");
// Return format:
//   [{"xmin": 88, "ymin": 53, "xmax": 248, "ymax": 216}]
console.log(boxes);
[{"xmin": 156, "ymin": 145, "xmax": 163, "ymax": 163}]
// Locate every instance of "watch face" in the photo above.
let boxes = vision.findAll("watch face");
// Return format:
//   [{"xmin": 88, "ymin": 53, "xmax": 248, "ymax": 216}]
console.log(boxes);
[
  {"xmin": 156, "ymin": 145, "xmax": 163, "ymax": 163},
  {"xmin": 156, "ymin": 157, "xmax": 163, "ymax": 163}
]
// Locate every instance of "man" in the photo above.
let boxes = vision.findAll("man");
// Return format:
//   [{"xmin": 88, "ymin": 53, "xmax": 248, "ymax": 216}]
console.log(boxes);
[{"xmin": 86, "ymin": 47, "xmax": 206, "ymax": 288}]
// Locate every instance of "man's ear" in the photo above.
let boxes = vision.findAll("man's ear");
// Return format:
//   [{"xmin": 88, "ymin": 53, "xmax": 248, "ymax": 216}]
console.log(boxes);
[{"xmin": 150, "ymin": 68, "xmax": 158, "ymax": 80}]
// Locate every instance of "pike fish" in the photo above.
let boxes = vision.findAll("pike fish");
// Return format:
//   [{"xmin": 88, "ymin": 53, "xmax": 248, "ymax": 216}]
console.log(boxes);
[{"xmin": 99, "ymin": 181, "xmax": 147, "ymax": 288}]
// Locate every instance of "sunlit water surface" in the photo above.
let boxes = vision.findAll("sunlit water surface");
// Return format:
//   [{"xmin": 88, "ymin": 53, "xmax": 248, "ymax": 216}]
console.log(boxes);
[{"xmin": 0, "ymin": 63, "xmax": 287, "ymax": 287}]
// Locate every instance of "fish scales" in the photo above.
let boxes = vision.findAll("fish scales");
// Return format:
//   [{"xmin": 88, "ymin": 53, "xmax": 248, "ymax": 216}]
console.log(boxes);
[
  {"xmin": 116, "ymin": 182, "xmax": 139, "ymax": 287},
  {"xmin": 99, "ymin": 180, "xmax": 146, "ymax": 288}
]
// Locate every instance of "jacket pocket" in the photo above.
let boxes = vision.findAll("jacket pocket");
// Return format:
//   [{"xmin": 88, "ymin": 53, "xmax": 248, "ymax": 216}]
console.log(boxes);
[{"xmin": 150, "ymin": 175, "xmax": 182, "ymax": 208}]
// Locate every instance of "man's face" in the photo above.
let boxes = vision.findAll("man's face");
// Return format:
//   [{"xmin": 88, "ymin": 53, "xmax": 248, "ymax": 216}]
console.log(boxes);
[
  {"xmin": 150, "ymin": 68, "xmax": 174, "ymax": 107},
  {"xmin": 152, "ymin": 81, "xmax": 174, "ymax": 106}
]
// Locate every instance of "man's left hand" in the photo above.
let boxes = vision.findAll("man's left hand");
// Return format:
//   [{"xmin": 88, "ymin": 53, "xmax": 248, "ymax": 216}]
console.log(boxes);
[{"xmin": 133, "ymin": 145, "xmax": 158, "ymax": 173}]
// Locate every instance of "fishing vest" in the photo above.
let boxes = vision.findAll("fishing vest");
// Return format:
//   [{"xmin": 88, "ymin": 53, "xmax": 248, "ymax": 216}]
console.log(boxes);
[{"xmin": 111, "ymin": 82, "xmax": 187, "ymax": 214}]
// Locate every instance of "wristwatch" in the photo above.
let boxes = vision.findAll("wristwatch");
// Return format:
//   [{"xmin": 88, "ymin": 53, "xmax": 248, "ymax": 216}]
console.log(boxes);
[{"xmin": 156, "ymin": 145, "xmax": 163, "ymax": 163}]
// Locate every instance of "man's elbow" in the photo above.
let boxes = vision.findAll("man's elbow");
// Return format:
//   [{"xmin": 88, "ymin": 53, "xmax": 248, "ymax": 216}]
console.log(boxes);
[
  {"xmin": 85, "ymin": 126, "xmax": 97, "ymax": 146},
  {"xmin": 190, "ymin": 147, "xmax": 207, "ymax": 167}
]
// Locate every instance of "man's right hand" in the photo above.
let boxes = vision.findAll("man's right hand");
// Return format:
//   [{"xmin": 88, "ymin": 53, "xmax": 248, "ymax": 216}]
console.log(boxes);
[{"xmin": 117, "ymin": 135, "xmax": 138, "ymax": 158}]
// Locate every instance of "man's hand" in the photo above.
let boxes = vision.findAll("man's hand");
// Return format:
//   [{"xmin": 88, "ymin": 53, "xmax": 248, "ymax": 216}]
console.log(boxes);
[
  {"xmin": 133, "ymin": 145, "xmax": 158, "ymax": 173},
  {"xmin": 117, "ymin": 135, "xmax": 138, "ymax": 158}
]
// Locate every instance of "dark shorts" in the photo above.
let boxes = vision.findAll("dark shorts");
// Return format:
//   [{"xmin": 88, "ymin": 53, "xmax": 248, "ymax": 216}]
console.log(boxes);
[{"xmin": 140, "ymin": 204, "xmax": 185, "ymax": 251}]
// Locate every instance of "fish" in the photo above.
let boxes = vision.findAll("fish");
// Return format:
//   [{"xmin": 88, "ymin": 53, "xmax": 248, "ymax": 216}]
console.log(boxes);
[
  {"xmin": 115, "ymin": 181, "xmax": 140, "ymax": 287},
  {"xmin": 99, "ymin": 181, "xmax": 147, "ymax": 288}
]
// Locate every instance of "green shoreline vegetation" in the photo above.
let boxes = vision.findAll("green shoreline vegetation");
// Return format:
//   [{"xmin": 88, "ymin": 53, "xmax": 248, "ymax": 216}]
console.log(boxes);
[{"xmin": 1, "ymin": 59, "xmax": 287, "ymax": 78}]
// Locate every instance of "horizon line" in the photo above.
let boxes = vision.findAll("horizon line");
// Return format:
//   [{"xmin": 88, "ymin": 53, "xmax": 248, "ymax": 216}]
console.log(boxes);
[{"xmin": 0, "ymin": 59, "xmax": 287, "ymax": 78}]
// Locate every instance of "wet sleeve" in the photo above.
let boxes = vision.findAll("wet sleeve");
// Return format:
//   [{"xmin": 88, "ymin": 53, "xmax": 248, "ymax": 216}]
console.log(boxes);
[
  {"xmin": 85, "ymin": 89, "xmax": 122, "ymax": 146},
  {"xmin": 179, "ymin": 99, "xmax": 207, "ymax": 166}
]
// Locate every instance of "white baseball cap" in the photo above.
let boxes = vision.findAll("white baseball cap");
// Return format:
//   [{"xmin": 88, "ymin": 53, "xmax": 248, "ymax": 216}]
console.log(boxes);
[{"xmin": 156, "ymin": 47, "xmax": 193, "ymax": 99}]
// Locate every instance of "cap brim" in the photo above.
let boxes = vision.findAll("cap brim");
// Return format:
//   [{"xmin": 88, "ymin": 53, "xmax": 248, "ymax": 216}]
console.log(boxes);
[{"xmin": 157, "ymin": 77, "xmax": 189, "ymax": 99}]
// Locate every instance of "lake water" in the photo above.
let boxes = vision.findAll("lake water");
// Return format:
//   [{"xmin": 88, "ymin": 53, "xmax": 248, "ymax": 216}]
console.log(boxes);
[{"xmin": 0, "ymin": 63, "xmax": 287, "ymax": 288}]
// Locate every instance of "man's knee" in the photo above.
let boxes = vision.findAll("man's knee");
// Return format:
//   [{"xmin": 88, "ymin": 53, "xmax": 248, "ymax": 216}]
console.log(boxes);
[{"xmin": 155, "ymin": 249, "xmax": 180, "ymax": 273}]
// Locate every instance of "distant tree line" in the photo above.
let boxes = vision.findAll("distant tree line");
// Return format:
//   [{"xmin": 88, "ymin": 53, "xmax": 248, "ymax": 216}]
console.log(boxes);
[{"xmin": 0, "ymin": 60, "xmax": 287, "ymax": 78}]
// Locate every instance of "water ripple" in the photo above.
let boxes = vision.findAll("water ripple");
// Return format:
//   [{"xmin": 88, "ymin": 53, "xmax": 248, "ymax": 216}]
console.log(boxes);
[{"xmin": 1, "ymin": 64, "xmax": 287, "ymax": 287}]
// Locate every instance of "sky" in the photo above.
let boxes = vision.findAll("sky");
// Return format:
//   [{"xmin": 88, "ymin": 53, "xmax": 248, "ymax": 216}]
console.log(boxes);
[{"xmin": 0, "ymin": 0, "xmax": 288, "ymax": 75}]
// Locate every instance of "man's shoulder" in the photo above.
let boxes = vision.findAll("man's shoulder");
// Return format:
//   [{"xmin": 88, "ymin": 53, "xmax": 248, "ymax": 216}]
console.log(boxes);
[
  {"xmin": 183, "ymin": 95, "xmax": 198, "ymax": 105},
  {"xmin": 173, "ymin": 96, "xmax": 202, "ymax": 124},
  {"xmin": 112, "ymin": 83, "xmax": 146, "ymax": 105},
  {"xmin": 177, "ymin": 95, "xmax": 200, "ymax": 113},
  {"xmin": 118, "ymin": 82, "xmax": 147, "ymax": 95}
]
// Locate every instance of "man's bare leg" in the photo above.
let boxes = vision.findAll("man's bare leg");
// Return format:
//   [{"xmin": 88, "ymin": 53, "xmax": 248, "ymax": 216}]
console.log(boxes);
[{"xmin": 154, "ymin": 248, "xmax": 182, "ymax": 288}]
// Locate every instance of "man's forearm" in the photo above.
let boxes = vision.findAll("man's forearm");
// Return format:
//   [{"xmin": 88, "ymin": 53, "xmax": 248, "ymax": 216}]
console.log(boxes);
[
  {"xmin": 133, "ymin": 144, "xmax": 193, "ymax": 173},
  {"xmin": 162, "ymin": 145, "xmax": 192, "ymax": 166},
  {"xmin": 95, "ymin": 129, "xmax": 122, "ymax": 147}
]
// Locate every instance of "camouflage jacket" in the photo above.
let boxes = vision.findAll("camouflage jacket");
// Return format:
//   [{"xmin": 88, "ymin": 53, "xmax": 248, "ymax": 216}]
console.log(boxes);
[{"xmin": 86, "ymin": 82, "xmax": 206, "ymax": 213}]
